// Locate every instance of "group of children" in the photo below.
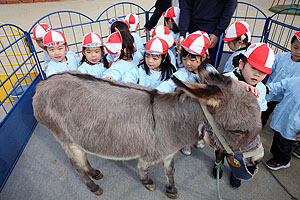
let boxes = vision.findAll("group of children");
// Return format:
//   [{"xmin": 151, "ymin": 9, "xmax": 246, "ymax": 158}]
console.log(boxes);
[{"xmin": 31, "ymin": 5, "xmax": 300, "ymax": 189}]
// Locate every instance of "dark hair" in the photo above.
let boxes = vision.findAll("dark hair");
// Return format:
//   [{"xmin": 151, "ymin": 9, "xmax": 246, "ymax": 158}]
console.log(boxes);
[
  {"xmin": 231, "ymin": 34, "xmax": 251, "ymax": 49},
  {"xmin": 119, "ymin": 30, "xmax": 135, "ymax": 60},
  {"xmin": 111, "ymin": 21, "xmax": 130, "ymax": 33},
  {"xmin": 232, "ymin": 53, "xmax": 248, "ymax": 68},
  {"xmin": 140, "ymin": 53, "xmax": 176, "ymax": 81},
  {"xmin": 180, "ymin": 48, "xmax": 208, "ymax": 71},
  {"xmin": 291, "ymin": 35, "xmax": 298, "ymax": 44},
  {"xmin": 164, "ymin": 17, "xmax": 179, "ymax": 34},
  {"xmin": 80, "ymin": 46, "xmax": 109, "ymax": 68}
]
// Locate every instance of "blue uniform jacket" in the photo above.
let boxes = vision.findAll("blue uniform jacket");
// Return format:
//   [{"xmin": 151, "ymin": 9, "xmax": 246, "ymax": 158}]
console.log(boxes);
[{"xmin": 78, "ymin": 62, "xmax": 107, "ymax": 77}]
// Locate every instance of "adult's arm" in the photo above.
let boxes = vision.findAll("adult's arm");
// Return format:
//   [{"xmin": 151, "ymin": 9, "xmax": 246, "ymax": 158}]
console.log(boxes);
[
  {"xmin": 178, "ymin": 0, "xmax": 193, "ymax": 37},
  {"xmin": 144, "ymin": 0, "xmax": 172, "ymax": 31},
  {"xmin": 212, "ymin": 0, "xmax": 237, "ymax": 37}
]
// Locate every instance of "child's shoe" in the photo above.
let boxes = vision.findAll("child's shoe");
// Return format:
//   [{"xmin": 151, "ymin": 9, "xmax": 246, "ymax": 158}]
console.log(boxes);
[
  {"xmin": 181, "ymin": 146, "xmax": 191, "ymax": 156},
  {"xmin": 195, "ymin": 139, "xmax": 205, "ymax": 149},
  {"xmin": 230, "ymin": 172, "xmax": 241, "ymax": 188},
  {"xmin": 292, "ymin": 146, "xmax": 300, "ymax": 158},
  {"xmin": 212, "ymin": 162, "xmax": 223, "ymax": 179},
  {"xmin": 266, "ymin": 158, "xmax": 290, "ymax": 170}
]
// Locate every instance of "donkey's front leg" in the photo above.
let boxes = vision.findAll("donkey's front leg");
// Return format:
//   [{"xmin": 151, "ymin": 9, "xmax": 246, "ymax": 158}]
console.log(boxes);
[
  {"xmin": 163, "ymin": 153, "xmax": 178, "ymax": 199},
  {"xmin": 137, "ymin": 159, "xmax": 156, "ymax": 191}
]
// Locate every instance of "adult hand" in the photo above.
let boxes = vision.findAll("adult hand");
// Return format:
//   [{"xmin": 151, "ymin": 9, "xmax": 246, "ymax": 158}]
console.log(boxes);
[
  {"xmin": 144, "ymin": 28, "xmax": 150, "ymax": 33},
  {"xmin": 176, "ymin": 36, "xmax": 185, "ymax": 53},
  {"xmin": 209, "ymin": 34, "xmax": 219, "ymax": 49}
]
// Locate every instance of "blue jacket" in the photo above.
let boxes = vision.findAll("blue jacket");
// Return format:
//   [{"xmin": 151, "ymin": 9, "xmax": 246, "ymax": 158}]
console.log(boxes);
[
  {"xmin": 78, "ymin": 62, "xmax": 107, "ymax": 77},
  {"xmin": 156, "ymin": 64, "xmax": 218, "ymax": 92},
  {"xmin": 266, "ymin": 52, "xmax": 300, "ymax": 102},
  {"xmin": 268, "ymin": 77, "xmax": 300, "ymax": 141},
  {"xmin": 45, "ymin": 50, "xmax": 80, "ymax": 77}
]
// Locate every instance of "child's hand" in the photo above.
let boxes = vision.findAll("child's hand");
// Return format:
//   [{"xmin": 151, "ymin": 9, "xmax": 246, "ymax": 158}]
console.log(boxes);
[
  {"xmin": 105, "ymin": 77, "xmax": 113, "ymax": 80},
  {"xmin": 108, "ymin": 62, "xmax": 113, "ymax": 68},
  {"xmin": 295, "ymin": 131, "xmax": 300, "ymax": 141},
  {"xmin": 238, "ymin": 80, "xmax": 260, "ymax": 98}
]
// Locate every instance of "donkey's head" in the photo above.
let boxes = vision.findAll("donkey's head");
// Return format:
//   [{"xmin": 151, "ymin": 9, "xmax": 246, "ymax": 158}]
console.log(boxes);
[{"xmin": 173, "ymin": 69, "xmax": 262, "ymax": 161}]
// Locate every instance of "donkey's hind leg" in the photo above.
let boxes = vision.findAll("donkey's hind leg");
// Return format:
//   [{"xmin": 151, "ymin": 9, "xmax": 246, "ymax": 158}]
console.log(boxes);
[
  {"xmin": 163, "ymin": 153, "xmax": 178, "ymax": 199},
  {"xmin": 64, "ymin": 144, "xmax": 103, "ymax": 195},
  {"xmin": 137, "ymin": 159, "xmax": 156, "ymax": 191}
]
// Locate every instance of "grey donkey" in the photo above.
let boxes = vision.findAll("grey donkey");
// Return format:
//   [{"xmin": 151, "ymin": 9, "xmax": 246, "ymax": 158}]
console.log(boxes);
[{"xmin": 32, "ymin": 70, "xmax": 263, "ymax": 199}]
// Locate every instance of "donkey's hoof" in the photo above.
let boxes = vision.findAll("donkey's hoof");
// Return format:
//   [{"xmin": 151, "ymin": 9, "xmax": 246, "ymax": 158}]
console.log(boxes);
[
  {"xmin": 144, "ymin": 183, "xmax": 156, "ymax": 191},
  {"xmin": 166, "ymin": 192, "xmax": 179, "ymax": 199},
  {"xmin": 91, "ymin": 185, "xmax": 103, "ymax": 195},
  {"xmin": 92, "ymin": 170, "xmax": 104, "ymax": 180}
]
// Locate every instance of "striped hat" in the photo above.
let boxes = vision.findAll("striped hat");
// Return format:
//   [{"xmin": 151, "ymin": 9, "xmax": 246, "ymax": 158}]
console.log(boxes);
[
  {"xmin": 143, "ymin": 37, "xmax": 169, "ymax": 55},
  {"xmin": 125, "ymin": 13, "xmax": 139, "ymax": 32},
  {"xmin": 223, "ymin": 21, "xmax": 251, "ymax": 43},
  {"xmin": 243, "ymin": 43, "xmax": 275, "ymax": 74},
  {"xmin": 152, "ymin": 25, "xmax": 174, "ymax": 48},
  {"xmin": 108, "ymin": 17, "xmax": 128, "ymax": 29},
  {"xmin": 295, "ymin": 31, "xmax": 300, "ymax": 41},
  {"xmin": 105, "ymin": 28, "xmax": 122, "ymax": 62},
  {"xmin": 32, "ymin": 23, "xmax": 52, "ymax": 40},
  {"xmin": 82, "ymin": 33, "xmax": 103, "ymax": 47},
  {"xmin": 43, "ymin": 30, "xmax": 66, "ymax": 47},
  {"xmin": 163, "ymin": 7, "xmax": 180, "ymax": 28},
  {"xmin": 180, "ymin": 30, "xmax": 211, "ymax": 56}
]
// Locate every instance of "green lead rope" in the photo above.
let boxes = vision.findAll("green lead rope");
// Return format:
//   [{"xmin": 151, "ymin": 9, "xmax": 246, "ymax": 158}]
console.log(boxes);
[{"xmin": 216, "ymin": 162, "xmax": 224, "ymax": 200}]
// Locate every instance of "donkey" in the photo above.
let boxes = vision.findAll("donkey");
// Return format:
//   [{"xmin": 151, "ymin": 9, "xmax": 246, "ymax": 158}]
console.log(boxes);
[{"xmin": 32, "ymin": 70, "xmax": 263, "ymax": 199}]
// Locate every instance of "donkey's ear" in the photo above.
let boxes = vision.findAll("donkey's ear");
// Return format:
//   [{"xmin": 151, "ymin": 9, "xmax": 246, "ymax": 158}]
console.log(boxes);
[{"xmin": 172, "ymin": 76, "xmax": 223, "ymax": 107}]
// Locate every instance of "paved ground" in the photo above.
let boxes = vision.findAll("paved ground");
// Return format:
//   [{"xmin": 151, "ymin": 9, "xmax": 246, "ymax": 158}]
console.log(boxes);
[{"xmin": 0, "ymin": 0, "xmax": 300, "ymax": 199}]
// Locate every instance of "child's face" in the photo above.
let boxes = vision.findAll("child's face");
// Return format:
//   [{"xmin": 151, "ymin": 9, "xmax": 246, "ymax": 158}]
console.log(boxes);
[
  {"xmin": 164, "ymin": 18, "xmax": 173, "ymax": 30},
  {"xmin": 182, "ymin": 54, "xmax": 205, "ymax": 73},
  {"xmin": 145, "ymin": 53, "xmax": 162, "ymax": 71},
  {"xmin": 239, "ymin": 61, "xmax": 267, "ymax": 85},
  {"xmin": 35, "ymin": 39, "xmax": 46, "ymax": 50},
  {"xmin": 83, "ymin": 47, "xmax": 103, "ymax": 64},
  {"xmin": 228, "ymin": 40, "xmax": 242, "ymax": 51},
  {"xmin": 47, "ymin": 44, "xmax": 67, "ymax": 62},
  {"xmin": 291, "ymin": 39, "xmax": 300, "ymax": 62}
]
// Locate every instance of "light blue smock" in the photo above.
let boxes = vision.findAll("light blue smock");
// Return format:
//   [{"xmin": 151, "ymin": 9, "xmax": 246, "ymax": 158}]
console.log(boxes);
[
  {"xmin": 131, "ymin": 32, "xmax": 144, "ymax": 53},
  {"xmin": 78, "ymin": 62, "xmax": 107, "ymax": 77},
  {"xmin": 170, "ymin": 30, "xmax": 179, "ymax": 57},
  {"xmin": 222, "ymin": 49, "xmax": 246, "ymax": 73},
  {"xmin": 45, "ymin": 50, "xmax": 80, "ymax": 77},
  {"xmin": 43, "ymin": 50, "xmax": 51, "ymax": 71},
  {"xmin": 266, "ymin": 52, "xmax": 300, "ymax": 102},
  {"xmin": 168, "ymin": 49, "xmax": 176, "ymax": 68},
  {"xmin": 224, "ymin": 70, "xmax": 267, "ymax": 111},
  {"xmin": 102, "ymin": 58, "xmax": 137, "ymax": 81},
  {"xmin": 156, "ymin": 63, "xmax": 218, "ymax": 92},
  {"xmin": 122, "ymin": 64, "xmax": 168, "ymax": 88},
  {"xmin": 267, "ymin": 77, "xmax": 300, "ymax": 141},
  {"xmin": 106, "ymin": 50, "xmax": 143, "ymax": 67}
]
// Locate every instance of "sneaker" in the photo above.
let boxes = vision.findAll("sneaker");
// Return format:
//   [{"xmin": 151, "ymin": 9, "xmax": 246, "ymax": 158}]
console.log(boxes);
[
  {"xmin": 230, "ymin": 172, "xmax": 241, "ymax": 188},
  {"xmin": 181, "ymin": 146, "xmax": 191, "ymax": 156},
  {"xmin": 195, "ymin": 139, "xmax": 205, "ymax": 149},
  {"xmin": 292, "ymin": 146, "xmax": 300, "ymax": 158},
  {"xmin": 266, "ymin": 159, "xmax": 290, "ymax": 170},
  {"xmin": 212, "ymin": 162, "xmax": 223, "ymax": 179}
]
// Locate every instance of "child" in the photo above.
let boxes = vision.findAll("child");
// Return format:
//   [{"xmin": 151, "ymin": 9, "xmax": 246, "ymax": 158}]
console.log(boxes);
[
  {"xmin": 102, "ymin": 28, "xmax": 137, "ymax": 81},
  {"xmin": 31, "ymin": 23, "xmax": 52, "ymax": 70},
  {"xmin": 125, "ymin": 13, "xmax": 144, "ymax": 52},
  {"xmin": 151, "ymin": 25, "xmax": 176, "ymax": 68},
  {"xmin": 43, "ymin": 30, "xmax": 80, "ymax": 77},
  {"xmin": 265, "ymin": 77, "xmax": 300, "ymax": 170},
  {"xmin": 122, "ymin": 37, "xmax": 176, "ymax": 88},
  {"xmin": 214, "ymin": 43, "xmax": 275, "ymax": 188},
  {"xmin": 222, "ymin": 21, "xmax": 251, "ymax": 73},
  {"xmin": 78, "ymin": 32, "xmax": 109, "ymax": 77},
  {"xmin": 262, "ymin": 31, "xmax": 300, "ymax": 126},
  {"xmin": 156, "ymin": 30, "xmax": 218, "ymax": 155}
]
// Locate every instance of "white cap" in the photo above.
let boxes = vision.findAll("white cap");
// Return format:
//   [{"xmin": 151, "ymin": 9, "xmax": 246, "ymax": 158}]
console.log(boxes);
[
  {"xmin": 43, "ymin": 30, "xmax": 66, "ymax": 47},
  {"xmin": 143, "ymin": 37, "xmax": 169, "ymax": 54},
  {"xmin": 181, "ymin": 30, "xmax": 211, "ymax": 56},
  {"xmin": 105, "ymin": 28, "xmax": 123, "ymax": 62},
  {"xmin": 82, "ymin": 33, "xmax": 103, "ymax": 47},
  {"xmin": 125, "ymin": 13, "xmax": 139, "ymax": 32},
  {"xmin": 163, "ymin": 7, "xmax": 180, "ymax": 28}
]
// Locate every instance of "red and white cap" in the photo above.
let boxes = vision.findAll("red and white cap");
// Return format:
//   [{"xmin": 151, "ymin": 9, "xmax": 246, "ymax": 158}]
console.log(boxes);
[
  {"xmin": 151, "ymin": 25, "xmax": 174, "ymax": 48},
  {"xmin": 243, "ymin": 43, "xmax": 275, "ymax": 74},
  {"xmin": 163, "ymin": 6, "xmax": 180, "ymax": 28},
  {"xmin": 295, "ymin": 31, "xmax": 300, "ymax": 41},
  {"xmin": 143, "ymin": 37, "xmax": 169, "ymax": 55},
  {"xmin": 108, "ymin": 17, "xmax": 128, "ymax": 29},
  {"xmin": 82, "ymin": 33, "xmax": 103, "ymax": 47},
  {"xmin": 43, "ymin": 30, "xmax": 66, "ymax": 47},
  {"xmin": 180, "ymin": 30, "xmax": 211, "ymax": 56},
  {"xmin": 32, "ymin": 23, "xmax": 52, "ymax": 40},
  {"xmin": 105, "ymin": 28, "xmax": 123, "ymax": 62},
  {"xmin": 125, "ymin": 13, "xmax": 139, "ymax": 32},
  {"xmin": 223, "ymin": 21, "xmax": 251, "ymax": 43}
]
